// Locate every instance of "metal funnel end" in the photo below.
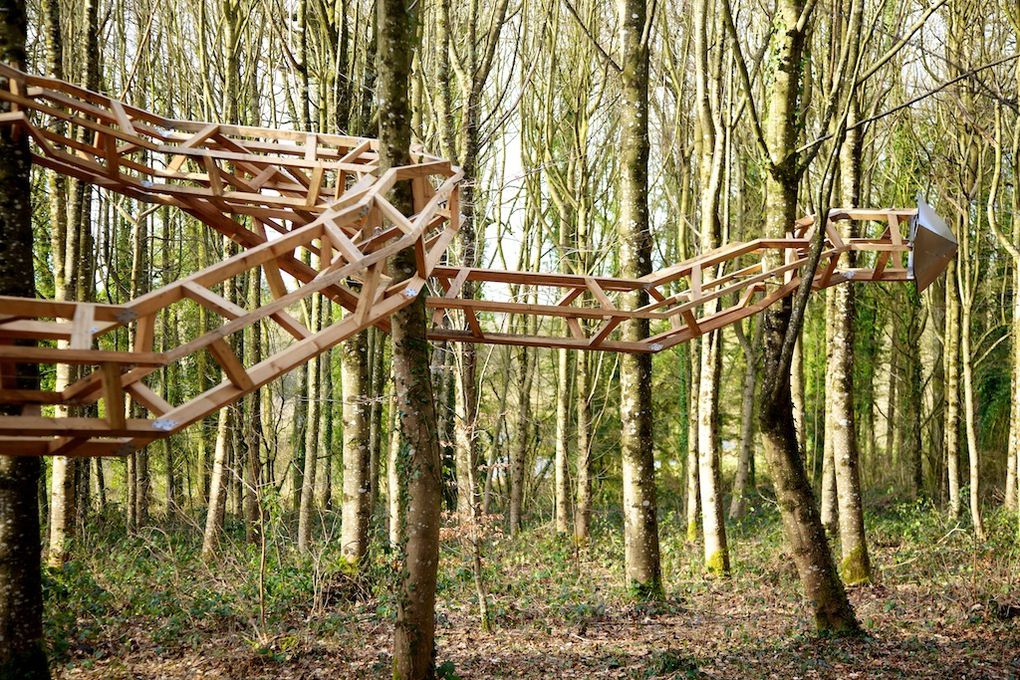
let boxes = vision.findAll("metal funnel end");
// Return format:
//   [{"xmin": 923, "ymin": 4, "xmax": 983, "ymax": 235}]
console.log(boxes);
[{"xmin": 909, "ymin": 194, "xmax": 957, "ymax": 293}]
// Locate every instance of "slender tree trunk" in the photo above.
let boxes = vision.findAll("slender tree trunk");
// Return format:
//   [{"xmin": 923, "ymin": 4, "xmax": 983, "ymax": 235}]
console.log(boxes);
[
  {"xmin": 508, "ymin": 346, "xmax": 532, "ymax": 534},
  {"xmin": 298, "ymin": 293, "xmax": 322, "ymax": 552},
  {"xmin": 686, "ymin": 341, "xmax": 701, "ymax": 542},
  {"xmin": 945, "ymin": 261, "xmax": 962, "ymax": 516},
  {"xmin": 617, "ymin": 0, "xmax": 661, "ymax": 597},
  {"xmin": 698, "ymin": 328, "xmax": 729, "ymax": 575},
  {"xmin": 959, "ymin": 278, "xmax": 985, "ymax": 539},
  {"xmin": 243, "ymin": 268, "xmax": 263, "ymax": 539},
  {"xmin": 574, "ymin": 351, "xmax": 592, "ymax": 541},
  {"xmin": 43, "ymin": 0, "xmax": 77, "ymax": 568},
  {"xmin": 829, "ymin": 272, "xmax": 871, "ymax": 584},
  {"xmin": 341, "ymin": 330, "xmax": 371, "ymax": 564},
  {"xmin": 729, "ymin": 320, "xmax": 756, "ymax": 520},
  {"xmin": 820, "ymin": 407, "xmax": 838, "ymax": 534},
  {"xmin": 791, "ymin": 336, "xmax": 807, "ymax": 455},
  {"xmin": 901, "ymin": 291, "xmax": 924, "ymax": 499},
  {"xmin": 693, "ymin": 0, "xmax": 729, "ymax": 574},
  {"xmin": 387, "ymin": 384, "xmax": 402, "ymax": 547},
  {"xmin": 202, "ymin": 406, "xmax": 232, "ymax": 558},
  {"xmin": 1006, "ymin": 265, "xmax": 1020, "ymax": 512},
  {"xmin": 554, "ymin": 349, "xmax": 572, "ymax": 534},
  {"xmin": 369, "ymin": 327, "xmax": 387, "ymax": 515},
  {"xmin": 829, "ymin": 94, "xmax": 871, "ymax": 584}
]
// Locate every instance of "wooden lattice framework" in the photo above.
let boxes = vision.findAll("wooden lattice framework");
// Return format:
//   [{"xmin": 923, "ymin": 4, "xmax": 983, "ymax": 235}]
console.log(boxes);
[{"xmin": 0, "ymin": 66, "xmax": 941, "ymax": 457}]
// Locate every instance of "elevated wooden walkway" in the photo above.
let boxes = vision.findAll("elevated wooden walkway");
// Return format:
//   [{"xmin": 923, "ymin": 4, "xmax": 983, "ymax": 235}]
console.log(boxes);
[{"xmin": 0, "ymin": 65, "xmax": 947, "ymax": 457}]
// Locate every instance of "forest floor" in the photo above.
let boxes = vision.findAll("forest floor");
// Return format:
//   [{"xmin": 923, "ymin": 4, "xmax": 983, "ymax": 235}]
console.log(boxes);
[{"xmin": 47, "ymin": 496, "xmax": 1019, "ymax": 679}]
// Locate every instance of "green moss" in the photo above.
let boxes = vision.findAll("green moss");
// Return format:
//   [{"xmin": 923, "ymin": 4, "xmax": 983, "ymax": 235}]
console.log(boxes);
[
  {"xmin": 686, "ymin": 520, "xmax": 699, "ymax": 543},
  {"xmin": 627, "ymin": 578, "xmax": 664, "ymax": 602},
  {"xmin": 705, "ymin": 549, "xmax": 730, "ymax": 577},
  {"xmin": 840, "ymin": 546, "xmax": 872, "ymax": 586}
]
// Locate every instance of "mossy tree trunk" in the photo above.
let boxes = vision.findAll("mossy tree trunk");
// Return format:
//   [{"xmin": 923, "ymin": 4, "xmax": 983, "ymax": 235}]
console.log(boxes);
[
  {"xmin": 378, "ymin": 0, "xmax": 442, "ymax": 675},
  {"xmin": 693, "ymin": 0, "xmax": 729, "ymax": 576},
  {"xmin": 729, "ymin": 319, "xmax": 757, "ymax": 520},
  {"xmin": 829, "ymin": 34, "xmax": 871, "ymax": 582},
  {"xmin": 341, "ymin": 329, "xmax": 371, "ymax": 564},
  {"xmin": 617, "ymin": 0, "xmax": 662, "ymax": 597},
  {"xmin": 746, "ymin": 0, "xmax": 860, "ymax": 633}
]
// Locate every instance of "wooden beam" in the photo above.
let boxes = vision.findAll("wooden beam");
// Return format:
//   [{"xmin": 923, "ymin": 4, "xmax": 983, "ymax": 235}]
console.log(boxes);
[
  {"xmin": 100, "ymin": 362, "xmax": 125, "ymax": 429},
  {"xmin": 208, "ymin": 338, "xmax": 254, "ymax": 391}
]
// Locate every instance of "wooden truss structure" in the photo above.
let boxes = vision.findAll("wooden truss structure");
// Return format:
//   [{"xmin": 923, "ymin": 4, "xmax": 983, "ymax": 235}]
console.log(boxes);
[{"xmin": 0, "ymin": 65, "xmax": 953, "ymax": 457}]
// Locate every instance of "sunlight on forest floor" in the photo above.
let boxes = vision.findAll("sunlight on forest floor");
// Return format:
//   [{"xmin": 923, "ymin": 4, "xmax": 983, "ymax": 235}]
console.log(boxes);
[{"xmin": 48, "ymin": 501, "xmax": 1018, "ymax": 679}]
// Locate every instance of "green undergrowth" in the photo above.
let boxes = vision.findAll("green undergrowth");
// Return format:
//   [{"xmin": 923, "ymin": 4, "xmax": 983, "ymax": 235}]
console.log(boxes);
[{"xmin": 43, "ymin": 497, "xmax": 1019, "ymax": 673}]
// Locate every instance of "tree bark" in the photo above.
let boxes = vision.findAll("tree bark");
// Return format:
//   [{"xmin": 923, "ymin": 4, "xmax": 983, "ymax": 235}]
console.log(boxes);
[
  {"xmin": 729, "ymin": 320, "xmax": 757, "ymax": 520},
  {"xmin": 944, "ymin": 261, "xmax": 962, "ymax": 517},
  {"xmin": 554, "ymin": 348, "xmax": 572, "ymax": 534},
  {"xmin": 830, "ymin": 88, "xmax": 871, "ymax": 584},
  {"xmin": 753, "ymin": 0, "xmax": 859, "ymax": 633},
  {"xmin": 0, "ymin": 2, "xmax": 50, "ymax": 672},
  {"xmin": 1007, "ymin": 265, "xmax": 1020, "ymax": 511},
  {"xmin": 42, "ymin": 0, "xmax": 78, "ymax": 568},
  {"xmin": 298, "ymin": 293, "xmax": 322, "ymax": 552},
  {"xmin": 617, "ymin": 0, "xmax": 661, "ymax": 597},
  {"xmin": 378, "ymin": 0, "xmax": 442, "ymax": 675},
  {"xmin": 959, "ymin": 268, "xmax": 985, "ymax": 539},
  {"xmin": 341, "ymin": 329, "xmax": 371, "ymax": 564},
  {"xmin": 508, "ymin": 345, "xmax": 532, "ymax": 534},
  {"xmin": 686, "ymin": 341, "xmax": 701, "ymax": 542},
  {"xmin": 574, "ymin": 350, "xmax": 592, "ymax": 541},
  {"xmin": 693, "ymin": 0, "xmax": 729, "ymax": 575}
]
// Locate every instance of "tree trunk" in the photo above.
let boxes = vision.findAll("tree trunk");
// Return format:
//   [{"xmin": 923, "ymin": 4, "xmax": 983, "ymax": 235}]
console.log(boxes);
[
  {"xmin": 387, "ymin": 383, "xmax": 402, "ymax": 548},
  {"xmin": 0, "ymin": 2, "xmax": 50, "ymax": 671},
  {"xmin": 959, "ymin": 275, "xmax": 985, "ymax": 539},
  {"xmin": 243, "ymin": 267, "xmax": 263, "ymax": 539},
  {"xmin": 574, "ymin": 350, "xmax": 592, "ymax": 542},
  {"xmin": 830, "ymin": 94, "xmax": 870, "ymax": 584},
  {"xmin": 828, "ymin": 269, "xmax": 871, "ymax": 585},
  {"xmin": 944, "ymin": 260, "xmax": 962, "ymax": 516},
  {"xmin": 1007, "ymin": 264, "xmax": 1020, "ymax": 512},
  {"xmin": 368, "ymin": 327, "xmax": 387, "ymax": 516},
  {"xmin": 298, "ymin": 293, "xmax": 322, "ymax": 552},
  {"xmin": 729, "ymin": 320, "xmax": 756, "ymax": 520},
  {"xmin": 820, "ymin": 406, "xmax": 838, "ymax": 534},
  {"xmin": 686, "ymin": 341, "xmax": 701, "ymax": 542},
  {"xmin": 693, "ymin": 0, "xmax": 729, "ymax": 575},
  {"xmin": 341, "ymin": 329, "xmax": 371, "ymax": 564},
  {"xmin": 378, "ymin": 0, "xmax": 442, "ymax": 674},
  {"xmin": 618, "ymin": 0, "xmax": 661, "ymax": 597},
  {"xmin": 508, "ymin": 345, "xmax": 532, "ymax": 534},
  {"xmin": 697, "ymin": 328, "xmax": 729, "ymax": 575},
  {"xmin": 43, "ymin": 0, "xmax": 77, "ymax": 568},
  {"xmin": 554, "ymin": 348, "xmax": 572, "ymax": 534},
  {"xmin": 901, "ymin": 291, "xmax": 924, "ymax": 499},
  {"xmin": 755, "ymin": 0, "xmax": 858, "ymax": 633},
  {"xmin": 202, "ymin": 406, "xmax": 232, "ymax": 558}
]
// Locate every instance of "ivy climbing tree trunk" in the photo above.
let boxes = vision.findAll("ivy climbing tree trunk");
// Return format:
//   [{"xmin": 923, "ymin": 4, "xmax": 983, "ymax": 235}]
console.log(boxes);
[{"xmin": 378, "ymin": 0, "xmax": 442, "ymax": 675}]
